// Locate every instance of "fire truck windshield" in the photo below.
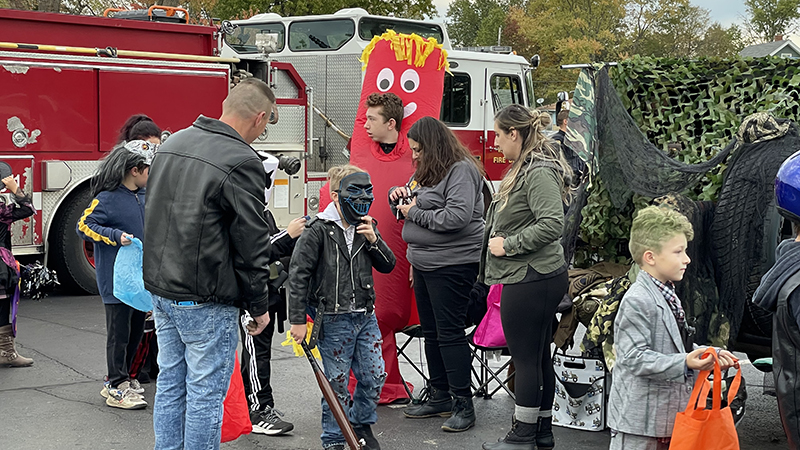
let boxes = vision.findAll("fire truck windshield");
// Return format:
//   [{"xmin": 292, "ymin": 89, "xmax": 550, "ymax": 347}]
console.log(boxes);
[
  {"xmin": 226, "ymin": 23, "xmax": 286, "ymax": 53},
  {"xmin": 357, "ymin": 18, "xmax": 443, "ymax": 43}
]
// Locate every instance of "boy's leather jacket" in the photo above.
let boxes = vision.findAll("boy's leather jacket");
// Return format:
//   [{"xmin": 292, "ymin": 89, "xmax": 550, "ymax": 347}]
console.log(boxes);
[{"xmin": 287, "ymin": 205, "xmax": 395, "ymax": 325}]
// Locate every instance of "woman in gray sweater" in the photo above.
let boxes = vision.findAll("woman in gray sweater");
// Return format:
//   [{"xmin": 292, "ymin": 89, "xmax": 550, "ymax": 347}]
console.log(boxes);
[{"xmin": 389, "ymin": 116, "xmax": 485, "ymax": 433}]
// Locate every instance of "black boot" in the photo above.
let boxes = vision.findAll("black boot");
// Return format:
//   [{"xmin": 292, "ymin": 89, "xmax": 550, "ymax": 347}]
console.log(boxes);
[
  {"xmin": 404, "ymin": 387, "xmax": 453, "ymax": 418},
  {"xmin": 441, "ymin": 396, "xmax": 475, "ymax": 432},
  {"xmin": 481, "ymin": 417, "xmax": 537, "ymax": 450},
  {"xmin": 351, "ymin": 423, "xmax": 380, "ymax": 450},
  {"xmin": 536, "ymin": 416, "xmax": 554, "ymax": 450}
]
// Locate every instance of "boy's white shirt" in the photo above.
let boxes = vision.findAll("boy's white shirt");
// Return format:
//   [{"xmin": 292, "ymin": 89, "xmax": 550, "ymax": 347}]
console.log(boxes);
[{"xmin": 318, "ymin": 201, "xmax": 354, "ymax": 253}]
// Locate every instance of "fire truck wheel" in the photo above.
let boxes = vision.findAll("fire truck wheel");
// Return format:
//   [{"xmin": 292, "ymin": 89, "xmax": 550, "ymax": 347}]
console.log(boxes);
[{"xmin": 49, "ymin": 187, "xmax": 99, "ymax": 295}]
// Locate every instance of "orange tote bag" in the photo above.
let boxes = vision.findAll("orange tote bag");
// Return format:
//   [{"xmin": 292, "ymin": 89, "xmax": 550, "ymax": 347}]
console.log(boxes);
[{"xmin": 669, "ymin": 348, "xmax": 741, "ymax": 450}]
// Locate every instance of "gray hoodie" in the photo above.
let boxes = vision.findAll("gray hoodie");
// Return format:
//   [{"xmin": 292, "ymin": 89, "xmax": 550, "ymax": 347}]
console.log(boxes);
[{"xmin": 393, "ymin": 159, "xmax": 484, "ymax": 271}]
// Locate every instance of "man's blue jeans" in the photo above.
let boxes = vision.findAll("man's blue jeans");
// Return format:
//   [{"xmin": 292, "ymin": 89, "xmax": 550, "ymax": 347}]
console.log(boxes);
[
  {"xmin": 316, "ymin": 312, "xmax": 386, "ymax": 449},
  {"xmin": 152, "ymin": 295, "xmax": 238, "ymax": 450}
]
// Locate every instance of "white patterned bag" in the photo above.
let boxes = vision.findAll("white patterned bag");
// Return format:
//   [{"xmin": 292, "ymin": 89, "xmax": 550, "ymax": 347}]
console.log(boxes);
[{"xmin": 552, "ymin": 352, "xmax": 608, "ymax": 431}]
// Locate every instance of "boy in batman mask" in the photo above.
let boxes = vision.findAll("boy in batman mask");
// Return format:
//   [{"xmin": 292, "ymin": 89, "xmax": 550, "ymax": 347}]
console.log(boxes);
[{"xmin": 288, "ymin": 165, "xmax": 396, "ymax": 450}]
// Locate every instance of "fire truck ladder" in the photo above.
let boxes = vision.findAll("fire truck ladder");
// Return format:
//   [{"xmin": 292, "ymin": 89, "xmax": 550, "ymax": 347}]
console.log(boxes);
[{"xmin": 0, "ymin": 41, "xmax": 239, "ymax": 64}]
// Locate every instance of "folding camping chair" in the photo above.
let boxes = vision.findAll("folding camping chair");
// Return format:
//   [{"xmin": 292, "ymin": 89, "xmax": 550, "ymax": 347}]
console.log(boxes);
[
  {"xmin": 468, "ymin": 331, "xmax": 516, "ymax": 400},
  {"xmin": 396, "ymin": 324, "xmax": 431, "ymax": 401}
]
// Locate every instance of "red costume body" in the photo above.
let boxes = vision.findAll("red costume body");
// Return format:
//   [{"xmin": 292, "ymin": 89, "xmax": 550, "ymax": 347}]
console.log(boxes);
[{"xmin": 320, "ymin": 32, "xmax": 448, "ymax": 403}]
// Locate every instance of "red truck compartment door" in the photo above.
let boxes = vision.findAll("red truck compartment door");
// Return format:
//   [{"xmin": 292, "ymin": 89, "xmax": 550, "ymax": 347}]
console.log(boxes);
[
  {"xmin": 0, "ymin": 65, "xmax": 98, "ymax": 155},
  {"xmin": 98, "ymin": 69, "xmax": 228, "ymax": 151}
]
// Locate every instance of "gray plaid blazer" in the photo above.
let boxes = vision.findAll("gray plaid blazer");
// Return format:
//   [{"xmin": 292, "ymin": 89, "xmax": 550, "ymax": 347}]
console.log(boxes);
[{"xmin": 607, "ymin": 273, "xmax": 696, "ymax": 437}]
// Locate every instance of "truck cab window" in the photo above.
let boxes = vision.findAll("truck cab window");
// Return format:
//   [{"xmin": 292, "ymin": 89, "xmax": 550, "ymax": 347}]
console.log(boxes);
[
  {"xmin": 289, "ymin": 19, "xmax": 355, "ymax": 51},
  {"xmin": 358, "ymin": 18, "xmax": 443, "ymax": 42},
  {"xmin": 490, "ymin": 74, "xmax": 523, "ymax": 111},
  {"xmin": 225, "ymin": 23, "xmax": 286, "ymax": 53},
  {"xmin": 440, "ymin": 72, "xmax": 471, "ymax": 126}
]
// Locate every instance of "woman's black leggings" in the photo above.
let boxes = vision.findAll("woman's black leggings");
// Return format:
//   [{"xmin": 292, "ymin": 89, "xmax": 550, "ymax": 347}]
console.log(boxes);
[{"xmin": 500, "ymin": 270, "xmax": 568, "ymax": 409}]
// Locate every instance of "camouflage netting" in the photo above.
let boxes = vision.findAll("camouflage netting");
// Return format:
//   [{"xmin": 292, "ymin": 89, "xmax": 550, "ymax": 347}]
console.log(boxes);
[
  {"xmin": 565, "ymin": 63, "xmax": 800, "ymax": 348},
  {"xmin": 594, "ymin": 67, "xmax": 735, "ymax": 208}
]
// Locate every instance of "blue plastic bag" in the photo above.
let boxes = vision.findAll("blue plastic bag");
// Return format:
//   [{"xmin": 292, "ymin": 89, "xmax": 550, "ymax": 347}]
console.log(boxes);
[{"xmin": 113, "ymin": 237, "xmax": 153, "ymax": 312}]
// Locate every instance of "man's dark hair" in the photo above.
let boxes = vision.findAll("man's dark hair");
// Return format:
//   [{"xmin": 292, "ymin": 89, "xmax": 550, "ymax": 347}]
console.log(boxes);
[
  {"xmin": 557, "ymin": 110, "xmax": 569, "ymax": 127},
  {"xmin": 366, "ymin": 93, "xmax": 404, "ymax": 130}
]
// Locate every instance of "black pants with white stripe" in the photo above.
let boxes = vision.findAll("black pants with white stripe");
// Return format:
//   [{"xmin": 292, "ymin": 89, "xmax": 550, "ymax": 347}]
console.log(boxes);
[{"xmin": 239, "ymin": 308, "xmax": 276, "ymax": 411}]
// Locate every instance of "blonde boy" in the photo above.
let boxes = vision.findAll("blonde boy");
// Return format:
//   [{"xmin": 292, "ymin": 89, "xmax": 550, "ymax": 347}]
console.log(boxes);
[
  {"xmin": 287, "ymin": 165, "xmax": 396, "ymax": 450},
  {"xmin": 608, "ymin": 206, "xmax": 736, "ymax": 450}
]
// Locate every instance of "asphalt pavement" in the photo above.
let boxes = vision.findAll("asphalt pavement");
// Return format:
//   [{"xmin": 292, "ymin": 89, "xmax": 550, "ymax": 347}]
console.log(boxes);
[{"xmin": 0, "ymin": 293, "xmax": 791, "ymax": 450}]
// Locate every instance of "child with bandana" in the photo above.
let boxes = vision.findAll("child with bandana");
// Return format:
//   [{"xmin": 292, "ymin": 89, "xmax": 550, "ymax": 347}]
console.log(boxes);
[
  {"xmin": 77, "ymin": 139, "xmax": 156, "ymax": 410},
  {"xmin": 288, "ymin": 164, "xmax": 396, "ymax": 450}
]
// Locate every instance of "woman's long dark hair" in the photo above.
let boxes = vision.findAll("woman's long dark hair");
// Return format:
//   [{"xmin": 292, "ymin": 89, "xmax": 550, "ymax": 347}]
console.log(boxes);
[
  {"xmin": 118, "ymin": 115, "xmax": 161, "ymax": 143},
  {"xmin": 91, "ymin": 145, "xmax": 149, "ymax": 197},
  {"xmin": 407, "ymin": 116, "xmax": 484, "ymax": 187}
]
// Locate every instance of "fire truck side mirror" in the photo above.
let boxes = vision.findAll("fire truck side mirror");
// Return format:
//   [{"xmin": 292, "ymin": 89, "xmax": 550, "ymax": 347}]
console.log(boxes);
[
  {"xmin": 256, "ymin": 33, "xmax": 280, "ymax": 55},
  {"xmin": 530, "ymin": 54, "xmax": 540, "ymax": 69}
]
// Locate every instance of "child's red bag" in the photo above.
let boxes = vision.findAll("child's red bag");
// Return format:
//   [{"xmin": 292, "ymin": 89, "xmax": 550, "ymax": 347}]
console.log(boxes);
[
  {"xmin": 221, "ymin": 352, "xmax": 252, "ymax": 443},
  {"xmin": 669, "ymin": 348, "xmax": 741, "ymax": 450}
]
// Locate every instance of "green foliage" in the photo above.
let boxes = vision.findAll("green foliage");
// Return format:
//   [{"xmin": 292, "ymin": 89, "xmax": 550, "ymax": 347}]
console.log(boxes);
[
  {"xmin": 744, "ymin": 0, "xmax": 800, "ymax": 44},
  {"xmin": 576, "ymin": 55, "xmax": 800, "ymax": 265},
  {"xmin": 446, "ymin": 0, "xmax": 517, "ymax": 47}
]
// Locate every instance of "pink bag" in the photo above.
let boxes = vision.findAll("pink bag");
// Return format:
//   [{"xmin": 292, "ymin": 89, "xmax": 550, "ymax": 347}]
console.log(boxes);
[{"xmin": 473, "ymin": 284, "xmax": 506, "ymax": 347}]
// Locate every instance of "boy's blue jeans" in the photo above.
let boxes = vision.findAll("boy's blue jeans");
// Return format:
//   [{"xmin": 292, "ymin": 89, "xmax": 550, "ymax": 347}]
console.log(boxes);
[
  {"xmin": 151, "ymin": 295, "xmax": 238, "ymax": 450},
  {"xmin": 316, "ymin": 312, "xmax": 386, "ymax": 449}
]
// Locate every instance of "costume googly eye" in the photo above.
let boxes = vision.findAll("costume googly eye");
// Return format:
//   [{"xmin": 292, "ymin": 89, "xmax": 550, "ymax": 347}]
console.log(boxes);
[
  {"xmin": 401, "ymin": 69, "xmax": 419, "ymax": 93},
  {"xmin": 377, "ymin": 68, "xmax": 394, "ymax": 92}
]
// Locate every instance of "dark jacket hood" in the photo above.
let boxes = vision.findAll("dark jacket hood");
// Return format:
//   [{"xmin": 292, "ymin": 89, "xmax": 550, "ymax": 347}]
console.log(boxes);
[{"xmin": 753, "ymin": 239, "xmax": 800, "ymax": 311}]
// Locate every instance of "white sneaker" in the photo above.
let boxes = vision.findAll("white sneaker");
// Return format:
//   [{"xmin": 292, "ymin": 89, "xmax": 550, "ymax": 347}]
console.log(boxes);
[
  {"xmin": 128, "ymin": 379, "xmax": 145, "ymax": 395},
  {"xmin": 106, "ymin": 386, "xmax": 147, "ymax": 410}
]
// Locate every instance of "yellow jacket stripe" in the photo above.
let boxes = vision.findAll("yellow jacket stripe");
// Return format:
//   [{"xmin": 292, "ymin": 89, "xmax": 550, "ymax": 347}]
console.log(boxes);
[{"xmin": 77, "ymin": 199, "xmax": 117, "ymax": 246}]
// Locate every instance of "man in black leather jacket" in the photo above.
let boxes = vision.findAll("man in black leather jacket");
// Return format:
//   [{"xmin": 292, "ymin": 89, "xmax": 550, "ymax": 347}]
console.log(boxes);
[{"xmin": 143, "ymin": 78, "xmax": 278, "ymax": 450}]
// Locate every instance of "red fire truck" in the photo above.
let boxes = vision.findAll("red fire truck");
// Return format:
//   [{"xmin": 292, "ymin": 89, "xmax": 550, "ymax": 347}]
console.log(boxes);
[
  {"xmin": 0, "ymin": 8, "xmax": 311, "ymax": 293},
  {"xmin": 0, "ymin": 8, "xmax": 535, "ymax": 294}
]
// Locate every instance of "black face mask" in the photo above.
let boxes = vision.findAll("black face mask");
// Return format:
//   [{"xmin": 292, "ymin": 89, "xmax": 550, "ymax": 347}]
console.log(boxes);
[{"xmin": 336, "ymin": 173, "xmax": 374, "ymax": 226}]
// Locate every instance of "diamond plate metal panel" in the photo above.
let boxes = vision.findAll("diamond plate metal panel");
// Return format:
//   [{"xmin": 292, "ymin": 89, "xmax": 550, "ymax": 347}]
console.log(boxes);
[
  {"xmin": 272, "ymin": 68, "xmax": 299, "ymax": 99},
  {"xmin": 41, "ymin": 160, "xmax": 99, "ymax": 240},
  {"xmin": 323, "ymin": 54, "xmax": 361, "ymax": 169},
  {"xmin": 256, "ymin": 105, "xmax": 305, "ymax": 145},
  {"xmin": 276, "ymin": 55, "xmax": 326, "ymax": 172}
]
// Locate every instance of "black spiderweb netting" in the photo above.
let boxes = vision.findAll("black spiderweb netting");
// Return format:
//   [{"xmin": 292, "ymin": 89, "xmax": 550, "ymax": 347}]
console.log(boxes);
[{"xmin": 595, "ymin": 68, "xmax": 734, "ymax": 208}]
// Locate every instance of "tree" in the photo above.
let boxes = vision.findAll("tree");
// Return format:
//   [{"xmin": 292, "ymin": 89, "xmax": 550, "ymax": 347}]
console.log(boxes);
[
  {"xmin": 624, "ymin": 0, "xmax": 711, "ymax": 58},
  {"xmin": 38, "ymin": 0, "xmax": 60, "ymax": 11},
  {"xmin": 497, "ymin": 0, "xmax": 626, "ymax": 104},
  {"xmin": 744, "ymin": 0, "xmax": 800, "ymax": 43},
  {"xmin": 696, "ymin": 23, "xmax": 745, "ymax": 58},
  {"xmin": 446, "ymin": 0, "xmax": 517, "ymax": 47}
]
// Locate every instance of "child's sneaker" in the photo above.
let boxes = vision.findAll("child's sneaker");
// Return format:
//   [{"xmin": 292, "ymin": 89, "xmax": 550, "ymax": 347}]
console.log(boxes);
[
  {"xmin": 100, "ymin": 379, "xmax": 111, "ymax": 399},
  {"xmin": 251, "ymin": 406, "xmax": 294, "ymax": 435},
  {"xmin": 106, "ymin": 386, "xmax": 147, "ymax": 410},
  {"xmin": 128, "ymin": 379, "xmax": 145, "ymax": 395}
]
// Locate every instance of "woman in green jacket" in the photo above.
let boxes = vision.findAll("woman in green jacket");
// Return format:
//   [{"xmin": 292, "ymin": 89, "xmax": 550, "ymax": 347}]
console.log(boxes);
[{"xmin": 481, "ymin": 104, "xmax": 572, "ymax": 450}]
